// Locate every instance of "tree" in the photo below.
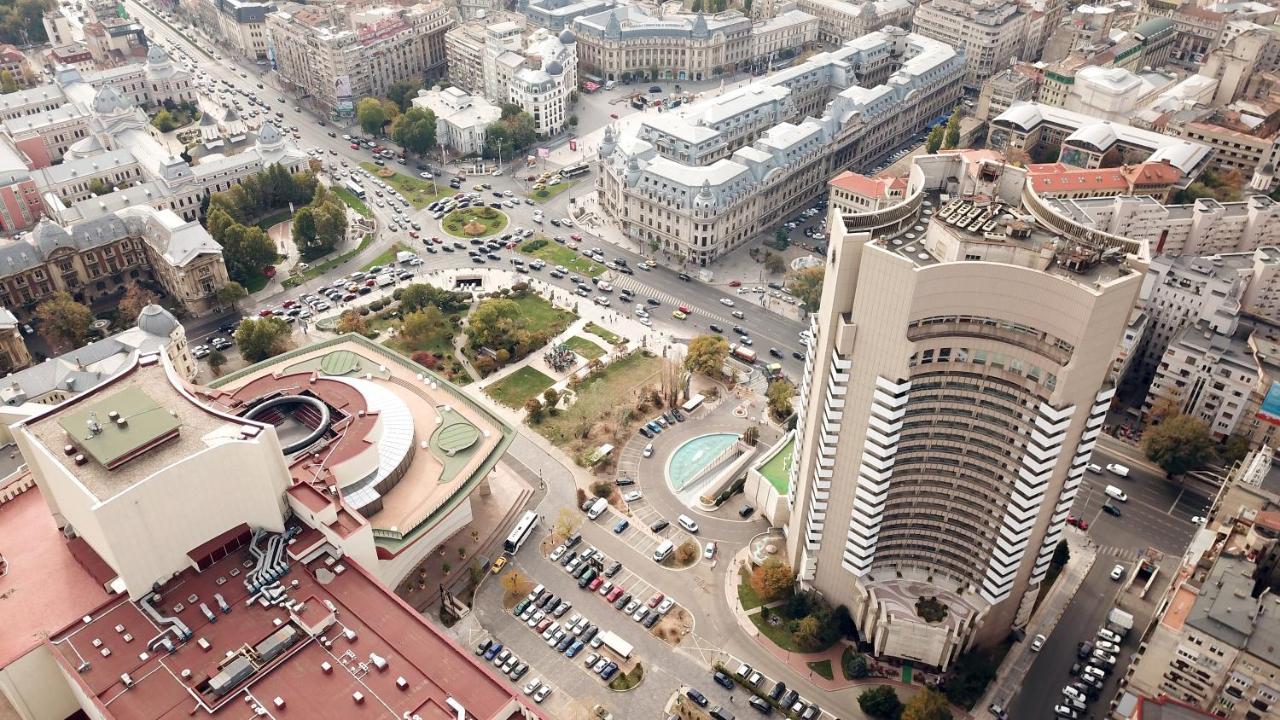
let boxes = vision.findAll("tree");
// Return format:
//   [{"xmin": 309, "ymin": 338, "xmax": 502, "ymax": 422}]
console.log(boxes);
[
  {"xmin": 843, "ymin": 651, "xmax": 870, "ymax": 679},
  {"xmin": 524, "ymin": 397, "xmax": 544, "ymax": 422},
  {"xmin": 675, "ymin": 540, "xmax": 698, "ymax": 564},
  {"xmin": 749, "ymin": 559, "xmax": 795, "ymax": 603},
  {"xmin": 386, "ymin": 80, "xmax": 421, "ymax": 112},
  {"xmin": 499, "ymin": 570, "xmax": 527, "ymax": 597},
  {"xmin": 36, "ymin": 292, "xmax": 93, "ymax": 350},
  {"xmin": 944, "ymin": 649, "xmax": 998, "ymax": 709},
  {"xmin": 215, "ymin": 281, "xmax": 247, "ymax": 309},
  {"xmin": 1143, "ymin": 413, "xmax": 1216, "ymax": 475},
  {"xmin": 207, "ymin": 349, "xmax": 227, "ymax": 375},
  {"xmin": 792, "ymin": 615, "xmax": 824, "ymax": 650},
  {"xmin": 1222, "ymin": 434, "xmax": 1252, "ymax": 465},
  {"xmin": 764, "ymin": 251, "xmax": 786, "ymax": 274},
  {"xmin": 766, "ymin": 378, "xmax": 796, "ymax": 419},
  {"xmin": 234, "ymin": 317, "xmax": 290, "ymax": 362},
  {"xmin": 0, "ymin": 69, "xmax": 16, "ymax": 94},
  {"xmin": 357, "ymin": 97, "xmax": 388, "ymax": 135},
  {"xmin": 568, "ymin": 114, "xmax": 578, "ymax": 127},
  {"xmin": 742, "ymin": 425, "xmax": 760, "ymax": 446},
  {"xmin": 335, "ymin": 309, "xmax": 368, "ymax": 335},
  {"xmin": 787, "ymin": 266, "xmax": 824, "ymax": 312},
  {"xmin": 543, "ymin": 387, "xmax": 560, "ymax": 414},
  {"xmin": 401, "ymin": 306, "xmax": 446, "ymax": 347},
  {"xmin": 691, "ymin": 0, "xmax": 703, "ymax": 10},
  {"xmin": 88, "ymin": 177, "xmax": 113, "ymax": 196},
  {"xmin": 834, "ymin": 604, "xmax": 857, "ymax": 640},
  {"xmin": 926, "ymin": 124, "xmax": 944, "ymax": 153},
  {"xmin": 684, "ymin": 334, "xmax": 729, "ymax": 376},
  {"xmin": 116, "ymin": 285, "xmax": 158, "ymax": 323},
  {"xmin": 773, "ymin": 228, "xmax": 790, "ymax": 250},
  {"xmin": 943, "ymin": 109, "xmax": 961, "ymax": 150},
  {"xmin": 310, "ymin": 193, "xmax": 346, "ymax": 257},
  {"xmin": 391, "ymin": 107, "xmax": 437, "ymax": 156},
  {"xmin": 859, "ymin": 686, "xmax": 904, "ymax": 719},
  {"xmin": 290, "ymin": 206, "xmax": 320, "ymax": 259},
  {"xmin": 468, "ymin": 298, "xmax": 520, "ymax": 349},
  {"xmin": 554, "ymin": 507, "xmax": 580, "ymax": 538},
  {"xmin": 901, "ymin": 689, "xmax": 952, "ymax": 720}
]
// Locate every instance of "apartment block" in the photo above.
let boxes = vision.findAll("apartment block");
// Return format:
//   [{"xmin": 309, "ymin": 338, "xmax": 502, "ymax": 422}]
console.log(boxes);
[
  {"xmin": 596, "ymin": 28, "xmax": 964, "ymax": 265},
  {"xmin": 267, "ymin": 2, "xmax": 454, "ymax": 116},
  {"xmin": 911, "ymin": 0, "xmax": 1028, "ymax": 89},
  {"xmin": 786, "ymin": 149, "xmax": 1146, "ymax": 667}
]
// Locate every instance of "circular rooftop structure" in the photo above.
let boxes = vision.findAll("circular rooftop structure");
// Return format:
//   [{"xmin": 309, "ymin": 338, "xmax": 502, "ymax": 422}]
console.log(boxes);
[
  {"xmin": 244, "ymin": 394, "xmax": 332, "ymax": 454},
  {"xmin": 435, "ymin": 422, "xmax": 480, "ymax": 456}
]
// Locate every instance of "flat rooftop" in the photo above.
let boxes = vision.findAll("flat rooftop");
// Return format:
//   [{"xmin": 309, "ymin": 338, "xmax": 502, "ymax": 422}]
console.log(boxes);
[
  {"xmin": 25, "ymin": 357, "xmax": 241, "ymax": 502},
  {"xmin": 0, "ymin": 482, "xmax": 114, "ymax": 668},
  {"xmin": 49, "ymin": 535, "xmax": 534, "ymax": 720}
]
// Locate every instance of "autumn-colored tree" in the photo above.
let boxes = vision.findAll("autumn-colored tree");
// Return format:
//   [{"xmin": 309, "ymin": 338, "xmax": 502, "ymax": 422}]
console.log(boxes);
[
  {"xmin": 524, "ymin": 397, "xmax": 544, "ymax": 422},
  {"xmin": 684, "ymin": 334, "xmax": 729, "ymax": 376},
  {"xmin": 335, "ymin": 309, "xmax": 368, "ymax": 335},
  {"xmin": 750, "ymin": 559, "xmax": 795, "ymax": 603},
  {"xmin": 400, "ymin": 306, "xmax": 446, "ymax": 347},
  {"xmin": 116, "ymin": 285, "xmax": 158, "ymax": 323},
  {"xmin": 499, "ymin": 570, "xmax": 525, "ymax": 596},
  {"xmin": 676, "ymin": 540, "xmax": 698, "ymax": 564},
  {"xmin": 901, "ymin": 688, "xmax": 953, "ymax": 720},
  {"xmin": 35, "ymin": 292, "xmax": 93, "ymax": 351},
  {"xmin": 792, "ymin": 615, "xmax": 824, "ymax": 650},
  {"xmin": 554, "ymin": 507, "xmax": 580, "ymax": 539},
  {"xmin": 766, "ymin": 378, "xmax": 796, "ymax": 419},
  {"xmin": 787, "ymin": 266, "xmax": 824, "ymax": 312}
]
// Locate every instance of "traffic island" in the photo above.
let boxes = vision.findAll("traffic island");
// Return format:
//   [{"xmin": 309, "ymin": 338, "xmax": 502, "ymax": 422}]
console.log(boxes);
[
  {"xmin": 442, "ymin": 207, "xmax": 508, "ymax": 238},
  {"xmin": 608, "ymin": 662, "xmax": 644, "ymax": 692}
]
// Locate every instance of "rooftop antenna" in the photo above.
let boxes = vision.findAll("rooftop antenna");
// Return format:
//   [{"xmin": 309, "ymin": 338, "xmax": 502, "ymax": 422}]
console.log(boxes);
[{"xmin": 86, "ymin": 412, "xmax": 102, "ymax": 436}]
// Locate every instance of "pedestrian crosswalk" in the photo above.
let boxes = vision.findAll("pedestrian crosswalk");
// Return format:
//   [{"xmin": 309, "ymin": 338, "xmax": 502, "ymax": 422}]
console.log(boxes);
[
  {"xmin": 607, "ymin": 276, "xmax": 693, "ymax": 317},
  {"xmin": 1096, "ymin": 545, "xmax": 1144, "ymax": 563}
]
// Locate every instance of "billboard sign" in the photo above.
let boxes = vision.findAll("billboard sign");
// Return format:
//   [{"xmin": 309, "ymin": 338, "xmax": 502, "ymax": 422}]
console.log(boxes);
[
  {"xmin": 334, "ymin": 75, "xmax": 355, "ymax": 117},
  {"xmin": 1258, "ymin": 381, "xmax": 1280, "ymax": 426}
]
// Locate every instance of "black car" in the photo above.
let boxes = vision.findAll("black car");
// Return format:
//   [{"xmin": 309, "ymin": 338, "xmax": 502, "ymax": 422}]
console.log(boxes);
[
  {"xmin": 565, "ymin": 532, "xmax": 582, "ymax": 549},
  {"xmin": 678, "ymin": 272, "xmax": 691, "ymax": 281},
  {"xmin": 581, "ymin": 626, "xmax": 599, "ymax": 643},
  {"xmin": 650, "ymin": 519, "xmax": 670, "ymax": 532},
  {"xmin": 768, "ymin": 282, "xmax": 783, "ymax": 290},
  {"xmin": 647, "ymin": 298, "xmax": 661, "ymax": 306},
  {"xmin": 739, "ymin": 505, "xmax": 756, "ymax": 518},
  {"xmin": 618, "ymin": 266, "xmax": 634, "ymax": 275},
  {"xmin": 441, "ymin": 245, "xmax": 454, "ymax": 252},
  {"xmin": 472, "ymin": 256, "xmax": 485, "ymax": 264},
  {"xmin": 649, "ymin": 85, "xmax": 662, "ymax": 93},
  {"xmin": 769, "ymin": 348, "xmax": 783, "ymax": 358},
  {"xmin": 672, "ymin": 409, "xmax": 684, "ymax": 422},
  {"xmin": 604, "ymin": 561, "xmax": 622, "ymax": 577},
  {"xmin": 613, "ymin": 593, "xmax": 631, "ymax": 609},
  {"xmin": 769, "ymin": 681, "xmax": 787, "ymax": 701},
  {"xmin": 487, "ymin": 253, "xmax": 501, "ymax": 261},
  {"xmin": 733, "ymin": 326, "xmax": 747, "ymax": 335},
  {"xmin": 686, "ymin": 689, "xmax": 709, "ymax": 707},
  {"xmin": 639, "ymin": 427, "xmax": 653, "ymax": 438},
  {"xmin": 1077, "ymin": 641, "xmax": 1094, "ymax": 660},
  {"xmin": 1102, "ymin": 503, "xmax": 1122, "ymax": 517},
  {"xmin": 561, "ymin": 550, "xmax": 576, "ymax": 567},
  {"xmin": 556, "ymin": 635, "xmax": 574, "ymax": 652},
  {"xmin": 713, "ymin": 671, "xmax": 735, "ymax": 690},
  {"xmin": 749, "ymin": 696, "xmax": 772, "ymax": 715},
  {"xmin": 792, "ymin": 351, "xmax": 804, "ymax": 360},
  {"xmin": 642, "ymin": 610, "xmax": 660, "ymax": 628},
  {"xmin": 550, "ymin": 218, "xmax": 561, "ymax": 226},
  {"xmin": 709, "ymin": 324, "xmax": 724, "ymax": 333},
  {"xmin": 615, "ymin": 476, "xmax": 635, "ymax": 486}
]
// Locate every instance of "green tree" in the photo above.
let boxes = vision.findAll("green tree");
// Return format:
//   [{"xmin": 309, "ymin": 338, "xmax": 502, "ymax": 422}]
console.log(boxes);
[
  {"xmin": 787, "ymin": 266, "xmax": 824, "ymax": 312},
  {"xmin": 234, "ymin": 317, "xmax": 290, "ymax": 362},
  {"xmin": 390, "ymin": 107, "xmax": 437, "ymax": 156},
  {"xmin": 764, "ymin": 250, "xmax": 786, "ymax": 274},
  {"xmin": 792, "ymin": 615, "xmax": 824, "ymax": 651},
  {"xmin": 858, "ymin": 686, "xmax": 902, "ymax": 719},
  {"xmin": 944, "ymin": 648, "xmax": 999, "ymax": 709},
  {"xmin": 215, "ymin": 281, "xmax": 248, "ymax": 309},
  {"xmin": 386, "ymin": 80, "xmax": 421, "ymax": 112},
  {"xmin": 311, "ymin": 197, "xmax": 346, "ymax": 255},
  {"xmin": 1222, "ymin": 434, "xmax": 1252, "ymax": 465},
  {"xmin": 290, "ymin": 206, "xmax": 319, "ymax": 258},
  {"xmin": 684, "ymin": 334, "xmax": 729, "ymax": 376},
  {"xmin": 568, "ymin": 114, "xmax": 578, "ymax": 127},
  {"xmin": 524, "ymin": 396, "xmax": 544, "ymax": 422},
  {"xmin": 766, "ymin": 378, "xmax": 796, "ymax": 419},
  {"xmin": 943, "ymin": 109, "xmax": 961, "ymax": 150},
  {"xmin": 35, "ymin": 292, "xmax": 93, "ymax": 351},
  {"xmin": 773, "ymin": 228, "xmax": 790, "ymax": 250},
  {"xmin": 1143, "ymin": 414, "xmax": 1217, "ymax": 475},
  {"xmin": 484, "ymin": 121, "xmax": 515, "ymax": 160},
  {"xmin": 151, "ymin": 109, "xmax": 178, "ymax": 132},
  {"xmin": 0, "ymin": 0, "xmax": 49, "ymax": 46},
  {"xmin": 902, "ymin": 688, "xmax": 952, "ymax": 720},
  {"xmin": 691, "ymin": 0, "xmax": 703, "ymax": 10},
  {"xmin": 467, "ymin": 298, "xmax": 520, "ymax": 349},
  {"xmin": 749, "ymin": 559, "xmax": 794, "ymax": 603},
  {"xmin": 3, "ymin": 69, "xmax": 19, "ymax": 94},
  {"xmin": 926, "ymin": 124, "xmax": 944, "ymax": 153},
  {"xmin": 357, "ymin": 97, "xmax": 388, "ymax": 135},
  {"xmin": 88, "ymin": 177, "xmax": 113, "ymax": 196},
  {"xmin": 843, "ymin": 650, "xmax": 870, "ymax": 679},
  {"xmin": 543, "ymin": 387, "xmax": 560, "ymax": 414},
  {"xmin": 207, "ymin": 349, "xmax": 227, "ymax": 375},
  {"xmin": 400, "ymin": 306, "xmax": 446, "ymax": 347}
]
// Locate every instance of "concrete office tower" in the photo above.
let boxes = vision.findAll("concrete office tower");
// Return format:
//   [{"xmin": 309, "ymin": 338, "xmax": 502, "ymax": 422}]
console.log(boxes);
[{"xmin": 785, "ymin": 152, "xmax": 1148, "ymax": 669}]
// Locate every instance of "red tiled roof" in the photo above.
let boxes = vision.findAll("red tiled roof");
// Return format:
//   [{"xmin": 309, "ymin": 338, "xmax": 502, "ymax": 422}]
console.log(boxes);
[
  {"xmin": 1256, "ymin": 510, "xmax": 1280, "ymax": 532},
  {"xmin": 829, "ymin": 170, "xmax": 901, "ymax": 200},
  {"xmin": 1026, "ymin": 161, "xmax": 1180, "ymax": 194},
  {"xmin": 0, "ymin": 483, "xmax": 115, "ymax": 667}
]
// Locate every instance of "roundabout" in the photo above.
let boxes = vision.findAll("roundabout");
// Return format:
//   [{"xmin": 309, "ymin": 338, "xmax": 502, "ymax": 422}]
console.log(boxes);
[{"xmin": 441, "ymin": 206, "xmax": 508, "ymax": 238}]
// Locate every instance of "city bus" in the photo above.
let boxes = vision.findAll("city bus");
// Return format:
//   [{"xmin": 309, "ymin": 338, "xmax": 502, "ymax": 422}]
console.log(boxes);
[
  {"xmin": 560, "ymin": 163, "xmax": 590, "ymax": 178},
  {"xmin": 344, "ymin": 179, "xmax": 366, "ymax": 199},
  {"xmin": 503, "ymin": 511, "xmax": 540, "ymax": 554}
]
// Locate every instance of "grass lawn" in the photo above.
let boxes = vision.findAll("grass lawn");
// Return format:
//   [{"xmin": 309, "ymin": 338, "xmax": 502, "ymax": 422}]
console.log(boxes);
[
  {"xmin": 241, "ymin": 268, "xmax": 270, "ymax": 293},
  {"xmin": 528, "ymin": 180, "xmax": 572, "ymax": 202},
  {"xmin": 519, "ymin": 237, "xmax": 605, "ymax": 277},
  {"xmin": 807, "ymin": 659, "xmax": 833, "ymax": 681},
  {"xmin": 283, "ymin": 234, "xmax": 372, "ymax": 288},
  {"xmin": 362, "ymin": 242, "xmax": 409, "ymax": 271},
  {"xmin": 443, "ymin": 207, "xmax": 508, "ymax": 238},
  {"xmin": 486, "ymin": 366, "xmax": 556, "ymax": 408},
  {"xmin": 333, "ymin": 187, "xmax": 372, "ymax": 217},
  {"xmin": 253, "ymin": 208, "xmax": 293, "ymax": 231},
  {"xmin": 750, "ymin": 605, "xmax": 839, "ymax": 653},
  {"xmin": 607, "ymin": 662, "xmax": 644, "ymax": 691},
  {"xmin": 737, "ymin": 567, "xmax": 763, "ymax": 610},
  {"xmin": 758, "ymin": 436, "xmax": 794, "ymax": 494},
  {"xmin": 533, "ymin": 352, "xmax": 662, "ymax": 445},
  {"xmin": 584, "ymin": 322, "xmax": 624, "ymax": 346},
  {"xmin": 509, "ymin": 293, "xmax": 575, "ymax": 337},
  {"xmin": 563, "ymin": 335, "xmax": 605, "ymax": 360},
  {"xmin": 359, "ymin": 163, "xmax": 451, "ymax": 208}
]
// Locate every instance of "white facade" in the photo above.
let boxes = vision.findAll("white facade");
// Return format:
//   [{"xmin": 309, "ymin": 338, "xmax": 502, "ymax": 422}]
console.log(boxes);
[
  {"xmin": 793, "ymin": 0, "xmax": 914, "ymax": 45},
  {"xmin": 479, "ymin": 24, "xmax": 578, "ymax": 137},
  {"xmin": 412, "ymin": 87, "xmax": 501, "ymax": 155},
  {"xmin": 912, "ymin": 0, "xmax": 1028, "ymax": 88}
]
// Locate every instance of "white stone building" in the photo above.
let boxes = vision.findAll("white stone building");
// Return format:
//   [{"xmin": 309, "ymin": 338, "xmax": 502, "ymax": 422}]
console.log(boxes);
[
  {"xmin": 412, "ymin": 86, "xmax": 501, "ymax": 156},
  {"xmin": 912, "ymin": 0, "xmax": 1029, "ymax": 89}
]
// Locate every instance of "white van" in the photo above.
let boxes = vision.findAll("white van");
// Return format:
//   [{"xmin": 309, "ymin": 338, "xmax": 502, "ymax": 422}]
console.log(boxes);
[
  {"xmin": 677, "ymin": 514, "xmax": 699, "ymax": 534},
  {"xmin": 1105, "ymin": 485, "xmax": 1128, "ymax": 502},
  {"xmin": 586, "ymin": 497, "xmax": 609, "ymax": 519},
  {"xmin": 605, "ymin": 80, "xmax": 616, "ymax": 91},
  {"xmin": 653, "ymin": 539, "xmax": 674, "ymax": 562}
]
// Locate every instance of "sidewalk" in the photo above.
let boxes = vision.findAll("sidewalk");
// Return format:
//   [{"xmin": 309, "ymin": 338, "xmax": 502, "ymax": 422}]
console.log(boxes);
[{"xmin": 976, "ymin": 531, "xmax": 1098, "ymax": 717}]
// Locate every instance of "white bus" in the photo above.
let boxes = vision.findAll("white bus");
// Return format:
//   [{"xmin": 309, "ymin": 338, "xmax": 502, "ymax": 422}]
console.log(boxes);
[
  {"xmin": 681, "ymin": 393, "xmax": 705, "ymax": 413},
  {"xmin": 503, "ymin": 511, "xmax": 539, "ymax": 554},
  {"xmin": 344, "ymin": 179, "xmax": 366, "ymax": 200},
  {"xmin": 561, "ymin": 163, "xmax": 590, "ymax": 178}
]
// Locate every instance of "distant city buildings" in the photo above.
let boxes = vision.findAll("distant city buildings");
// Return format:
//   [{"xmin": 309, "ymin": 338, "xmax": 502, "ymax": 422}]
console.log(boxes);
[
  {"xmin": 911, "ymin": 0, "xmax": 1029, "ymax": 89},
  {"xmin": 521, "ymin": 0, "xmax": 614, "ymax": 31},
  {"xmin": 185, "ymin": 0, "xmax": 275, "ymax": 61},
  {"xmin": 788, "ymin": 148, "xmax": 1146, "ymax": 668},
  {"xmin": 572, "ymin": 7, "xmax": 817, "ymax": 82},
  {"xmin": 597, "ymin": 29, "xmax": 964, "ymax": 265},
  {"xmin": 267, "ymin": 2, "xmax": 454, "ymax": 117},
  {"xmin": 792, "ymin": 0, "xmax": 913, "ymax": 46}
]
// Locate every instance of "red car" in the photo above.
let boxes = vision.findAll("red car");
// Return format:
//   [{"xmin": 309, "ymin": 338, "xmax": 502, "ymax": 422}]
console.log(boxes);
[
  {"xmin": 570, "ymin": 234, "xmax": 582, "ymax": 241},
  {"xmin": 409, "ymin": 231, "xmax": 419, "ymax": 238},
  {"xmin": 364, "ymin": 278, "xmax": 376, "ymax": 287},
  {"xmin": 257, "ymin": 308, "xmax": 274, "ymax": 317},
  {"xmin": 432, "ymin": 236, "xmax": 443, "ymax": 244},
  {"xmin": 647, "ymin": 592, "xmax": 664, "ymax": 608},
  {"xmin": 610, "ymin": 113, "xmax": 619, "ymax": 119},
  {"xmin": 588, "ymin": 576, "xmax": 604, "ymax": 591},
  {"xmin": 281, "ymin": 300, "xmax": 297, "ymax": 309},
  {"xmin": 350, "ymin": 143, "xmax": 359, "ymax": 149},
  {"xmin": 729, "ymin": 280, "xmax": 742, "ymax": 287},
  {"xmin": 606, "ymin": 586, "xmax": 624, "ymax": 602}
]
